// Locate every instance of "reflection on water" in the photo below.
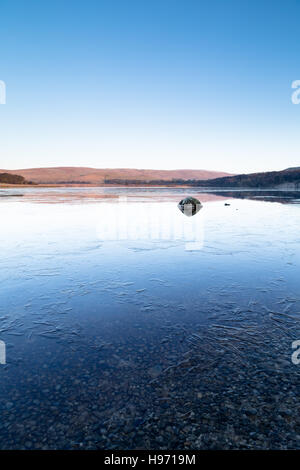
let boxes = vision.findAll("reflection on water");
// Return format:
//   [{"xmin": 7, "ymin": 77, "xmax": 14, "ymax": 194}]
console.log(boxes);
[
  {"xmin": 0, "ymin": 187, "xmax": 300, "ymax": 449},
  {"xmin": 208, "ymin": 189, "xmax": 300, "ymax": 204}
]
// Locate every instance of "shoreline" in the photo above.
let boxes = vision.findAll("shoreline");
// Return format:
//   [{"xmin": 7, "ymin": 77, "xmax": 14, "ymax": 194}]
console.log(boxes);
[
  {"xmin": 1, "ymin": 183, "xmax": 300, "ymax": 191},
  {"xmin": 0, "ymin": 183, "xmax": 194, "ymax": 189}
]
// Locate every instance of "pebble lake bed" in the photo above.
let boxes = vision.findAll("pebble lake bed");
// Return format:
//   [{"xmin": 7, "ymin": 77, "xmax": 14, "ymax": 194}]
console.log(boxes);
[{"xmin": 0, "ymin": 186, "xmax": 300, "ymax": 450}]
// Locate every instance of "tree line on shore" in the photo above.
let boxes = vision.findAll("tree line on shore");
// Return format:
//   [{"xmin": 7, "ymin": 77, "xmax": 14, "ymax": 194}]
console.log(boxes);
[
  {"xmin": 0, "ymin": 173, "xmax": 30, "ymax": 184},
  {"xmin": 2, "ymin": 168, "xmax": 300, "ymax": 188},
  {"xmin": 104, "ymin": 168, "xmax": 300, "ymax": 188}
]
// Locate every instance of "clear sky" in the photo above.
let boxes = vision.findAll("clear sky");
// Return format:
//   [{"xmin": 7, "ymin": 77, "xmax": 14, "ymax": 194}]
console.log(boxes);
[{"xmin": 1, "ymin": 0, "xmax": 300, "ymax": 173}]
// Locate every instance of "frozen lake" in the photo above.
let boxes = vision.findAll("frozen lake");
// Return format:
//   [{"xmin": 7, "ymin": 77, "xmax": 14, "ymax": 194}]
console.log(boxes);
[{"xmin": 0, "ymin": 187, "xmax": 300, "ymax": 449}]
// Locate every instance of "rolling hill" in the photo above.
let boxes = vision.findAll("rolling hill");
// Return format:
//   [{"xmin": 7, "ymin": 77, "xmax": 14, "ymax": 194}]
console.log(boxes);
[
  {"xmin": 192, "ymin": 167, "xmax": 300, "ymax": 189},
  {"xmin": 0, "ymin": 167, "xmax": 233, "ymax": 185}
]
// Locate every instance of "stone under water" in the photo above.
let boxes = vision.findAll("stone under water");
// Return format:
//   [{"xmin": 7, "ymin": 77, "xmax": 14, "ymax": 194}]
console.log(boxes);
[{"xmin": 177, "ymin": 196, "xmax": 202, "ymax": 217}]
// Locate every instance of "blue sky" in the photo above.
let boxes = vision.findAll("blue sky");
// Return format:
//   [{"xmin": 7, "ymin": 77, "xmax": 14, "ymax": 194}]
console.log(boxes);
[{"xmin": 0, "ymin": 0, "xmax": 300, "ymax": 173}]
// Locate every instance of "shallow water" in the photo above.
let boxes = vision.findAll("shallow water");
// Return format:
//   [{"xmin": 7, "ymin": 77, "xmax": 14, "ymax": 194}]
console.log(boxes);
[{"xmin": 0, "ymin": 187, "xmax": 300, "ymax": 449}]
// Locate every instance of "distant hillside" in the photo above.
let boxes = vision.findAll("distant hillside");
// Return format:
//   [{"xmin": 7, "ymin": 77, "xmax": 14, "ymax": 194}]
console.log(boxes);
[
  {"xmin": 0, "ymin": 167, "xmax": 233, "ymax": 184},
  {"xmin": 193, "ymin": 168, "xmax": 300, "ymax": 189},
  {"xmin": 1, "ymin": 167, "xmax": 299, "ymax": 188}
]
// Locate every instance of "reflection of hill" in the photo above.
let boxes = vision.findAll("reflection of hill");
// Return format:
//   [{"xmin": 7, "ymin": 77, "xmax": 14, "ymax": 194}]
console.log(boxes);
[
  {"xmin": 19, "ymin": 190, "xmax": 227, "ymax": 204},
  {"xmin": 208, "ymin": 190, "xmax": 300, "ymax": 204}
]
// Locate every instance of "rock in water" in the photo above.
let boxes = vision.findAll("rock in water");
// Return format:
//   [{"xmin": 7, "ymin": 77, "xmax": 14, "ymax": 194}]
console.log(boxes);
[{"xmin": 178, "ymin": 197, "xmax": 202, "ymax": 217}]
